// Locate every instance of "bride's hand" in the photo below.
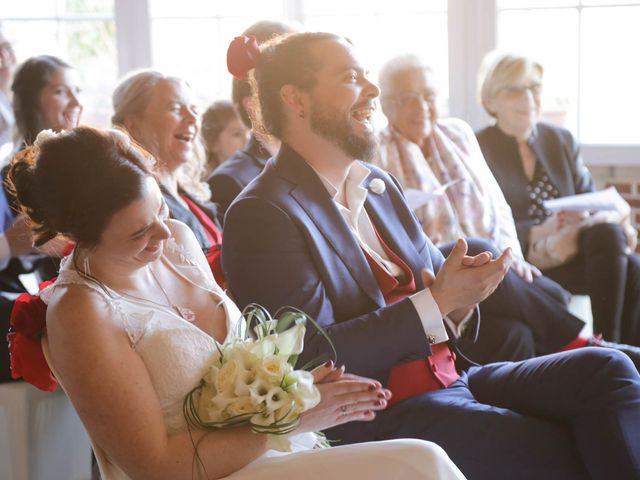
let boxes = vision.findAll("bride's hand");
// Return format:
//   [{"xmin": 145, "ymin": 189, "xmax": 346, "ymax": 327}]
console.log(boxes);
[{"xmin": 297, "ymin": 362, "xmax": 391, "ymax": 433}]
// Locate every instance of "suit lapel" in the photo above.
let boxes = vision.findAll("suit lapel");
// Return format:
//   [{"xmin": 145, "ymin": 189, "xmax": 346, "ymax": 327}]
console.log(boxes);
[
  {"xmin": 364, "ymin": 179, "xmax": 429, "ymax": 284},
  {"xmin": 275, "ymin": 147, "xmax": 385, "ymax": 307}
]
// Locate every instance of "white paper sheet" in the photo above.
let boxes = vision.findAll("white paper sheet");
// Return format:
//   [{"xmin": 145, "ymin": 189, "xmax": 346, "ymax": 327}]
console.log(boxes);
[
  {"xmin": 405, "ymin": 188, "xmax": 440, "ymax": 211},
  {"xmin": 405, "ymin": 179, "xmax": 463, "ymax": 211},
  {"xmin": 543, "ymin": 186, "xmax": 630, "ymax": 214}
]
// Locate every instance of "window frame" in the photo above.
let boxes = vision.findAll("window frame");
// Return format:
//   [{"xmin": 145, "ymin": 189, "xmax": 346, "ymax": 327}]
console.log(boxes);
[
  {"xmin": 491, "ymin": 0, "xmax": 640, "ymax": 165},
  {"xmin": 5, "ymin": 0, "xmax": 637, "ymax": 166}
]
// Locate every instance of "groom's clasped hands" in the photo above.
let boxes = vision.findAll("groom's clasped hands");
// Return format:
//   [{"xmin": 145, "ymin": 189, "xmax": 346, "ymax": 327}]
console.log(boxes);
[{"xmin": 424, "ymin": 238, "xmax": 513, "ymax": 323}]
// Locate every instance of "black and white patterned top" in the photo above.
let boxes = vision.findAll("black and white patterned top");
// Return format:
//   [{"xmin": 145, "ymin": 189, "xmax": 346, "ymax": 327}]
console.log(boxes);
[{"xmin": 527, "ymin": 162, "xmax": 560, "ymax": 225}]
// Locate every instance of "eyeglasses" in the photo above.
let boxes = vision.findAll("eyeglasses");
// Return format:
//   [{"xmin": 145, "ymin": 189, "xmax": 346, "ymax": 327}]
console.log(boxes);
[
  {"xmin": 393, "ymin": 90, "xmax": 437, "ymax": 108},
  {"xmin": 500, "ymin": 83, "xmax": 542, "ymax": 97}
]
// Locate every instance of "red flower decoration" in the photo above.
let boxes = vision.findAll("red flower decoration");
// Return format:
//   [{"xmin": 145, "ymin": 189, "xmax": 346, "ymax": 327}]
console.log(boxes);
[
  {"xmin": 7, "ymin": 279, "xmax": 57, "ymax": 392},
  {"xmin": 227, "ymin": 35, "xmax": 260, "ymax": 80},
  {"xmin": 62, "ymin": 241, "xmax": 75, "ymax": 257}
]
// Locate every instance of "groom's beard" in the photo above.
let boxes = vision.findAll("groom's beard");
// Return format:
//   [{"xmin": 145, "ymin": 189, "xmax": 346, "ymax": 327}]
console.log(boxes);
[{"xmin": 310, "ymin": 104, "xmax": 378, "ymax": 161}]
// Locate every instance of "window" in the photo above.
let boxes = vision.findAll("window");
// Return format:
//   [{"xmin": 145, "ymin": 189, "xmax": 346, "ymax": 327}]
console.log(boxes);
[
  {"xmin": 497, "ymin": 0, "xmax": 640, "ymax": 145},
  {"xmin": 1, "ymin": 0, "xmax": 117, "ymax": 128},
  {"xmin": 302, "ymin": 0, "xmax": 449, "ymax": 117},
  {"xmin": 147, "ymin": 0, "xmax": 449, "ymax": 125},
  {"xmin": 149, "ymin": 0, "xmax": 286, "ymax": 109}
]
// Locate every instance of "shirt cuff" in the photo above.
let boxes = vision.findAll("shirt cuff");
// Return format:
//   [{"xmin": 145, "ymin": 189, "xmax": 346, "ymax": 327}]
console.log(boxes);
[
  {"xmin": 409, "ymin": 289, "xmax": 449, "ymax": 345},
  {"xmin": 443, "ymin": 308, "xmax": 475, "ymax": 339},
  {"xmin": 0, "ymin": 234, "xmax": 10, "ymax": 271}
]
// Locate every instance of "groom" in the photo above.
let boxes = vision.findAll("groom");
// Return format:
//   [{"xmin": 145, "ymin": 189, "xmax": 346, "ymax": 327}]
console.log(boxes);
[{"xmin": 222, "ymin": 32, "xmax": 640, "ymax": 479}]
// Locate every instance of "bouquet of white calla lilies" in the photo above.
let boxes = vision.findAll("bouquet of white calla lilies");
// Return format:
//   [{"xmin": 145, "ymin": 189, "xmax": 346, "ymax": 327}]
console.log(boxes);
[{"xmin": 183, "ymin": 305, "xmax": 334, "ymax": 452}]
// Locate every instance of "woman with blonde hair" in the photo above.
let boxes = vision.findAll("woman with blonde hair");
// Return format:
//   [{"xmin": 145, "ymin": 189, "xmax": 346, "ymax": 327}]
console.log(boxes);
[
  {"xmin": 112, "ymin": 70, "xmax": 226, "ymax": 287},
  {"xmin": 477, "ymin": 51, "xmax": 640, "ymax": 347}
]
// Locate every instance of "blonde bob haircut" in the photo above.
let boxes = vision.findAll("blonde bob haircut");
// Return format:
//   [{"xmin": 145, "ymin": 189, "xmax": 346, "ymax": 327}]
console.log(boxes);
[{"xmin": 478, "ymin": 51, "xmax": 543, "ymax": 117}]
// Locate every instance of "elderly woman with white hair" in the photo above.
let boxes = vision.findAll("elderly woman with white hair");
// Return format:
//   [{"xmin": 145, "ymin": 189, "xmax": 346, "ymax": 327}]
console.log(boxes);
[
  {"xmin": 476, "ymin": 52, "xmax": 640, "ymax": 347},
  {"xmin": 371, "ymin": 53, "xmax": 640, "ymax": 365}
]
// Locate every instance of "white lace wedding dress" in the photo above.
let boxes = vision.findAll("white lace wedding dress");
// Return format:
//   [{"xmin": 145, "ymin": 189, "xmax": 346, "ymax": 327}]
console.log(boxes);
[{"xmin": 41, "ymin": 237, "xmax": 465, "ymax": 480}]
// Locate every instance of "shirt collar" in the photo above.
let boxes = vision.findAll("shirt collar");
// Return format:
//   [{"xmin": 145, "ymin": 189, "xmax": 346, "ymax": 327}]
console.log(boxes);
[{"xmin": 311, "ymin": 161, "xmax": 371, "ymax": 200}]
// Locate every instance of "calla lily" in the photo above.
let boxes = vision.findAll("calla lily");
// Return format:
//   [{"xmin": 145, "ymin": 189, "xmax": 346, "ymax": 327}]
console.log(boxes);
[
  {"xmin": 265, "ymin": 386, "xmax": 290, "ymax": 411},
  {"xmin": 234, "ymin": 368, "xmax": 256, "ymax": 396},
  {"xmin": 288, "ymin": 370, "xmax": 321, "ymax": 410},
  {"xmin": 248, "ymin": 376, "xmax": 272, "ymax": 404},
  {"xmin": 259, "ymin": 324, "xmax": 306, "ymax": 358}
]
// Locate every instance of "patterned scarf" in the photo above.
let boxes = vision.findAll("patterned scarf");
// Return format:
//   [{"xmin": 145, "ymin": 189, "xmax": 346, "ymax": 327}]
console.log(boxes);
[{"xmin": 377, "ymin": 123, "xmax": 497, "ymax": 245}]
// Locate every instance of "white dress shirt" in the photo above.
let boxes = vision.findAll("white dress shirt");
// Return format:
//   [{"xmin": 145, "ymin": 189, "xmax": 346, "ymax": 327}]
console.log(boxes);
[{"xmin": 311, "ymin": 161, "xmax": 452, "ymax": 345}]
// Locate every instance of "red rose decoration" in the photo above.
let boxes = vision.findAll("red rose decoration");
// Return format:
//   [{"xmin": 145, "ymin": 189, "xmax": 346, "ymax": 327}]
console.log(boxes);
[
  {"xmin": 227, "ymin": 35, "xmax": 260, "ymax": 80},
  {"xmin": 7, "ymin": 279, "xmax": 58, "ymax": 392},
  {"xmin": 62, "ymin": 241, "xmax": 75, "ymax": 257}
]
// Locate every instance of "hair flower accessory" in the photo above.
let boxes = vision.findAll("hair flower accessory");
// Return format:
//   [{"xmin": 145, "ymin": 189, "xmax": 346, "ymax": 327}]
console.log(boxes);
[
  {"xmin": 7, "ymin": 279, "xmax": 58, "ymax": 392},
  {"xmin": 227, "ymin": 35, "xmax": 261, "ymax": 80},
  {"xmin": 369, "ymin": 178, "xmax": 386, "ymax": 195},
  {"xmin": 33, "ymin": 129, "xmax": 59, "ymax": 147}
]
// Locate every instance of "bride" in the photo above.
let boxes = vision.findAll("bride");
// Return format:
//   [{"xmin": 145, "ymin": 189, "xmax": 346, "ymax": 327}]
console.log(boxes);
[{"xmin": 9, "ymin": 126, "xmax": 465, "ymax": 480}]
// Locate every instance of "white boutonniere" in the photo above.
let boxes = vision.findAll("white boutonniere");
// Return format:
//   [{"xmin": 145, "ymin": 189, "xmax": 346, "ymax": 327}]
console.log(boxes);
[
  {"xmin": 369, "ymin": 178, "xmax": 386, "ymax": 195},
  {"xmin": 33, "ymin": 129, "xmax": 59, "ymax": 147}
]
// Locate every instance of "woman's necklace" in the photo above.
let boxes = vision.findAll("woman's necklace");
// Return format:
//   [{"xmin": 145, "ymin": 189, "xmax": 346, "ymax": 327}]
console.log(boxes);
[
  {"xmin": 148, "ymin": 268, "xmax": 197, "ymax": 322},
  {"xmin": 97, "ymin": 268, "xmax": 197, "ymax": 323},
  {"xmin": 75, "ymin": 252, "xmax": 196, "ymax": 322}
]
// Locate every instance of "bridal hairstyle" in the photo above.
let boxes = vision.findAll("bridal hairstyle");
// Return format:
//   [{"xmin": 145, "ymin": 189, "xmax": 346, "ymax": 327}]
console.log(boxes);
[
  {"xmin": 8, "ymin": 127, "xmax": 152, "ymax": 248},
  {"xmin": 11, "ymin": 55, "xmax": 72, "ymax": 145}
]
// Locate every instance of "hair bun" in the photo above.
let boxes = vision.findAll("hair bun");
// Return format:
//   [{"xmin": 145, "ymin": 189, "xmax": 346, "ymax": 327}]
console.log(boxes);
[
  {"xmin": 8, "ymin": 146, "xmax": 59, "ymax": 246},
  {"xmin": 227, "ymin": 35, "xmax": 260, "ymax": 80},
  {"xmin": 8, "ymin": 147, "xmax": 39, "ymax": 212}
]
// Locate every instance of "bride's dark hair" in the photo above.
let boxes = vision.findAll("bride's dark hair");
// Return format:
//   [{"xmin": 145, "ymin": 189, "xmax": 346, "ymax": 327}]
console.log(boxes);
[{"xmin": 8, "ymin": 126, "xmax": 153, "ymax": 248}]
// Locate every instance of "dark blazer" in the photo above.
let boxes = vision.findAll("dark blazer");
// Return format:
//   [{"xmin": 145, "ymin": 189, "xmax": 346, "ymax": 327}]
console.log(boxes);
[
  {"xmin": 160, "ymin": 186, "xmax": 222, "ymax": 253},
  {"xmin": 221, "ymin": 145, "xmax": 640, "ymax": 479},
  {"xmin": 222, "ymin": 143, "xmax": 478, "ymax": 385},
  {"xmin": 207, "ymin": 135, "xmax": 271, "ymax": 223},
  {"xmin": 476, "ymin": 123, "xmax": 594, "ymax": 252}
]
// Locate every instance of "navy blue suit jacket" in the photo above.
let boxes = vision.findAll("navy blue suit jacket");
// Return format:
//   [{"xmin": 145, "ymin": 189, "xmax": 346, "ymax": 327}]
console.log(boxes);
[
  {"xmin": 476, "ymin": 123, "xmax": 595, "ymax": 252},
  {"xmin": 223, "ymin": 144, "xmax": 478, "ymax": 385},
  {"xmin": 207, "ymin": 135, "xmax": 271, "ymax": 223}
]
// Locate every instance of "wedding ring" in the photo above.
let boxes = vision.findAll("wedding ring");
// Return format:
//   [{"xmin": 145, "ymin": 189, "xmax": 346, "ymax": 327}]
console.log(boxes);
[{"xmin": 340, "ymin": 405, "xmax": 348, "ymax": 413}]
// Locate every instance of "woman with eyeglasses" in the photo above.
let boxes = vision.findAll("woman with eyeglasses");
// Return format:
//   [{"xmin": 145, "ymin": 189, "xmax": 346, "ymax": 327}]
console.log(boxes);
[
  {"xmin": 374, "ymin": 54, "xmax": 541, "ymax": 279},
  {"xmin": 371, "ymin": 53, "xmax": 640, "ymax": 366},
  {"xmin": 476, "ymin": 51, "xmax": 640, "ymax": 347}
]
